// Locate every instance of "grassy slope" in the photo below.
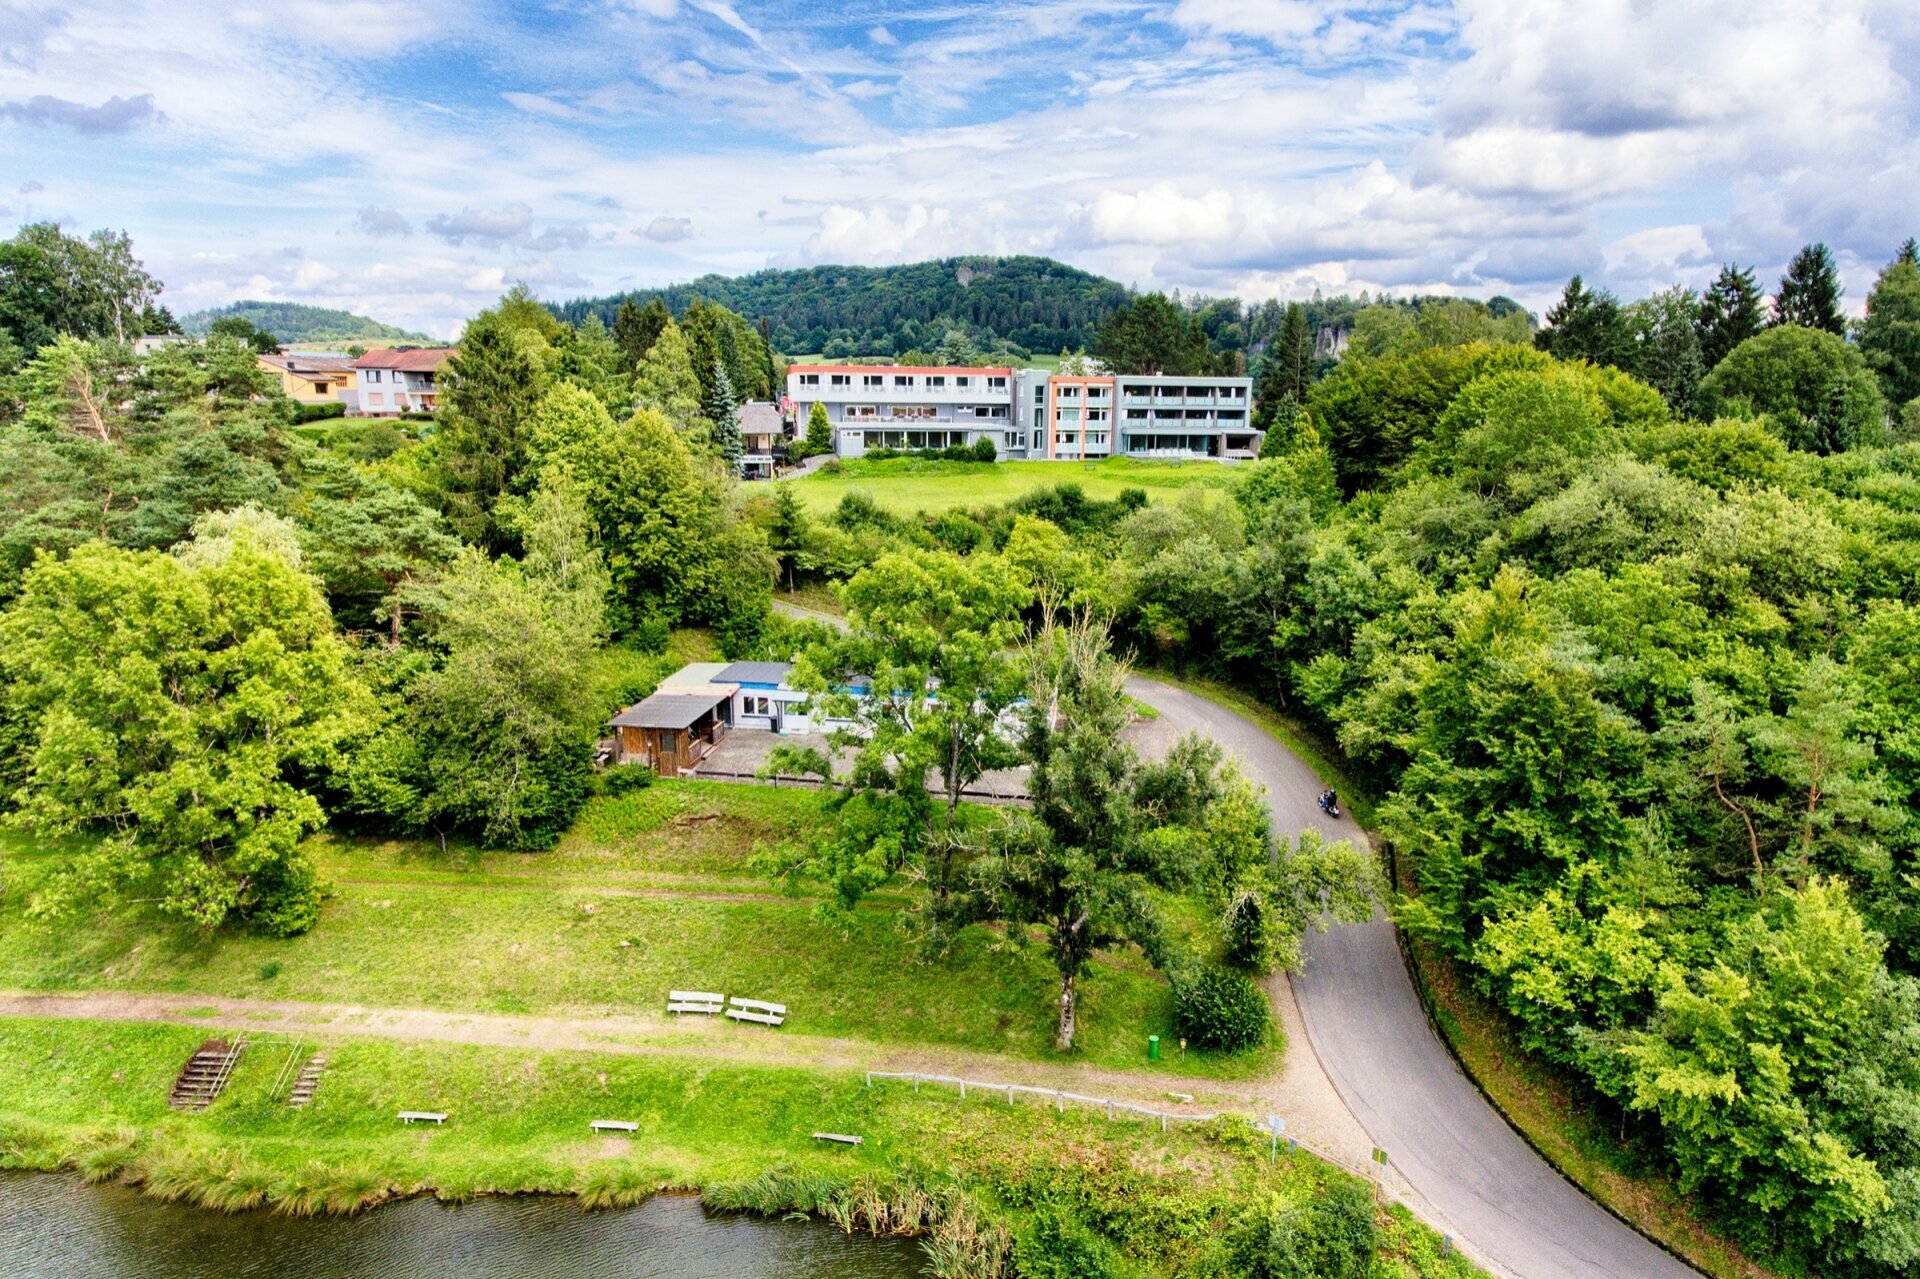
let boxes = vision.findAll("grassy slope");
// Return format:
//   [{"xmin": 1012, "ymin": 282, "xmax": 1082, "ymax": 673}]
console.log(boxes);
[
  {"xmin": 0, "ymin": 781, "xmax": 1261, "ymax": 1080},
  {"xmin": 788, "ymin": 457, "xmax": 1240, "ymax": 516},
  {"xmin": 0, "ymin": 1017, "xmax": 1483, "ymax": 1278}
]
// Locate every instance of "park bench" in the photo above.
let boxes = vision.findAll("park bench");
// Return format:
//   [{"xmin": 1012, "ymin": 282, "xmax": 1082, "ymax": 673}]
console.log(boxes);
[
  {"xmin": 811, "ymin": 1132, "xmax": 863, "ymax": 1146},
  {"xmin": 398, "ymin": 1111, "xmax": 448, "ymax": 1125},
  {"xmin": 725, "ymin": 997, "xmax": 787, "ymax": 1027},
  {"xmin": 667, "ymin": 989, "xmax": 727, "ymax": 1015},
  {"xmin": 590, "ymin": 1120, "xmax": 639, "ymax": 1133}
]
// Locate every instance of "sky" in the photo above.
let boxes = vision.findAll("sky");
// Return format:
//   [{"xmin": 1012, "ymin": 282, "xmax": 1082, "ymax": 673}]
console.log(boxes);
[{"xmin": 2, "ymin": 0, "xmax": 1917, "ymax": 338}]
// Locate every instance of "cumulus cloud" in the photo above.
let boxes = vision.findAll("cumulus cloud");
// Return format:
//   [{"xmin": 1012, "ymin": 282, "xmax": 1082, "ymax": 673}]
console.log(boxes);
[
  {"xmin": 425, "ymin": 203, "xmax": 535, "ymax": 245},
  {"xmin": 1078, "ymin": 186, "xmax": 1240, "ymax": 246},
  {"xmin": 868, "ymin": 24, "xmax": 898, "ymax": 45},
  {"xmin": 643, "ymin": 216, "xmax": 694, "ymax": 242},
  {"xmin": 527, "ymin": 225, "xmax": 591, "ymax": 251},
  {"xmin": 0, "ymin": 92, "xmax": 161, "ymax": 133},
  {"xmin": 355, "ymin": 205, "xmax": 413, "ymax": 237}
]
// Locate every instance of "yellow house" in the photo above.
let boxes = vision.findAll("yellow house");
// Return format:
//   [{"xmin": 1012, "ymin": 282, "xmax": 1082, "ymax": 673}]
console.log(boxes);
[{"xmin": 258, "ymin": 352, "xmax": 358, "ymax": 404}]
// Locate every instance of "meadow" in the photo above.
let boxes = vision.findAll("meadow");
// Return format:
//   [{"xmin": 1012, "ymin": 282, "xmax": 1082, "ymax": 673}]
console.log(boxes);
[{"xmin": 787, "ymin": 456, "xmax": 1242, "ymax": 515}]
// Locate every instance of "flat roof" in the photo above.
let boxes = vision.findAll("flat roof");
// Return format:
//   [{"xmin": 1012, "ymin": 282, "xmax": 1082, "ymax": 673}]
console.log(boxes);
[
  {"xmin": 715, "ymin": 661, "xmax": 793, "ymax": 686},
  {"xmin": 609, "ymin": 688, "xmax": 732, "ymax": 731},
  {"xmin": 787, "ymin": 364, "xmax": 1013, "ymax": 377},
  {"xmin": 659, "ymin": 662, "xmax": 733, "ymax": 690}
]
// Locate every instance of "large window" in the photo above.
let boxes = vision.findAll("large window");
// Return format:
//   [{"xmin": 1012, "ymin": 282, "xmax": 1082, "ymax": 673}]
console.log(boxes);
[
  {"xmin": 743, "ymin": 695, "xmax": 772, "ymax": 716},
  {"xmin": 987, "ymin": 376, "xmax": 1007, "ymax": 389},
  {"xmin": 799, "ymin": 373, "xmax": 820, "ymax": 386},
  {"xmin": 863, "ymin": 375, "xmax": 883, "ymax": 388}
]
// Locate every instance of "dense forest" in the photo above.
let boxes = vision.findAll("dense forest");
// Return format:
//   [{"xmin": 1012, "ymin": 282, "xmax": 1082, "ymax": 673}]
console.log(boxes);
[
  {"xmin": 182, "ymin": 301, "xmax": 435, "ymax": 346},
  {"xmin": 554, "ymin": 255, "xmax": 1129, "ymax": 359}
]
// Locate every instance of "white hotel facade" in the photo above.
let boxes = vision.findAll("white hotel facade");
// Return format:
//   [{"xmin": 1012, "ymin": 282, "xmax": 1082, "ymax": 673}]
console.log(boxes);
[{"xmin": 785, "ymin": 364, "xmax": 1261, "ymax": 461}]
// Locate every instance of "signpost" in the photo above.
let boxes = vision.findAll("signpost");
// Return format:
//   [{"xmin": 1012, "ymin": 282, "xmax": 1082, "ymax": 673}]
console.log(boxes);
[
  {"xmin": 1267, "ymin": 1115, "xmax": 1285, "ymax": 1165},
  {"xmin": 1370, "ymin": 1147, "xmax": 1389, "ymax": 1200}
]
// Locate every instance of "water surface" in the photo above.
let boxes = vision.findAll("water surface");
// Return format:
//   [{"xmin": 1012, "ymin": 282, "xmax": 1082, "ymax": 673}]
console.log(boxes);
[{"xmin": 0, "ymin": 1173, "xmax": 926, "ymax": 1278}]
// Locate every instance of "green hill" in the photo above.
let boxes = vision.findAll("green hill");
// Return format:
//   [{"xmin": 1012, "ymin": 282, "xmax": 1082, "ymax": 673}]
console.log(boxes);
[
  {"xmin": 553, "ymin": 255, "xmax": 1130, "ymax": 359},
  {"xmin": 182, "ymin": 301, "xmax": 435, "ymax": 346}
]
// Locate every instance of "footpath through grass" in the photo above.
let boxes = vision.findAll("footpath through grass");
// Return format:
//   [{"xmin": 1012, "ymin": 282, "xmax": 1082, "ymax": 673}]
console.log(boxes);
[
  {"xmin": 0, "ymin": 1016, "xmax": 1485, "ymax": 1279},
  {"xmin": 788, "ymin": 457, "xmax": 1241, "ymax": 516},
  {"xmin": 0, "ymin": 781, "xmax": 1261, "ymax": 1080}
]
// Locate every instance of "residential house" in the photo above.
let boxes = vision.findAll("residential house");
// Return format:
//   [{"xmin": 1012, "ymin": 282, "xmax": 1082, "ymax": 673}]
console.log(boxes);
[
  {"xmin": 351, "ymin": 347, "xmax": 453, "ymax": 417},
  {"xmin": 735, "ymin": 401, "xmax": 786, "ymax": 479},
  {"xmin": 258, "ymin": 351, "xmax": 358, "ymax": 406},
  {"xmin": 605, "ymin": 660, "xmax": 855, "ymax": 774}
]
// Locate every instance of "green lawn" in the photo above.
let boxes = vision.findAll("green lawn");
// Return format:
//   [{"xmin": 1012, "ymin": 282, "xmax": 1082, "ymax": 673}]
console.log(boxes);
[
  {"xmin": 789, "ymin": 457, "xmax": 1243, "ymax": 516},
  {"xmin": 0, "ymin": 782, "xmax": 1259, "ymax": 1078},
  {"xmin": 0, "ymin": 1017, "xmax": 1483, "ymax": 1277}
]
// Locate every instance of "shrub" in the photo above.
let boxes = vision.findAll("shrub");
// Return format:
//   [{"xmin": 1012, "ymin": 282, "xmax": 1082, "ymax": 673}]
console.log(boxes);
[
  {"xmin": 290, "ymin": 400, "xmax": 347, "ymax": 424},
  {"xmin": 1226, "ymin": 1182, "xmax": 1378, "ymax": 1279},
  {"xmin": 599, "ymin": 763, "xmax": 654, "ymax": 795},
  {"xmin": 970, "ymin": 436, "xmax": 999, "ymax": 462},
  {"xmin": 1174, "ymin": 966, "xmax": 1271, "ymax": 1051}
]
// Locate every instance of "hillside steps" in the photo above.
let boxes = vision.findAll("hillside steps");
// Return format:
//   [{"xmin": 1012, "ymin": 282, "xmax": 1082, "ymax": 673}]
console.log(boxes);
[
  {"xmin": 286, "ymin": 1052, "xmax": 328, "ymax": 1108},
  {"xmin": 168, "ymin": 1038, "xmax": 246, "ymax": 1112}
]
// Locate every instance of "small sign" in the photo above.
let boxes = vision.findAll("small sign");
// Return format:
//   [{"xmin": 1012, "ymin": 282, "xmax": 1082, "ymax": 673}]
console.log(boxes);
[
  {"xmin": 1267, "ymin": 1115, "xmax": 1285, "ymax": 1134},
  {"xmin": 1371, "ymin": 1148, "xmax": 1389, "ymax": 1167}
]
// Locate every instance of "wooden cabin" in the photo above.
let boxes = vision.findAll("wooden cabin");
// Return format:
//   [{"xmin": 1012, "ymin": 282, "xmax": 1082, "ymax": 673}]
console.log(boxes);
[{"xmin": 608, "ymin": 685, "xmax": 735, "ymax": 777}]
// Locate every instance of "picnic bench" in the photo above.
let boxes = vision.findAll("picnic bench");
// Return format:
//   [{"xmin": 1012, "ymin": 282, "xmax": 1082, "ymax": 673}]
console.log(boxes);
[
  {"xmin": 811, "ymin": 1132, "xmax": 863, "ymax": 1146},
  {"xmin": 667, "ymin": 989, "xmax": 727, "ymax": 1015},
  {"xmin": 590, "ymin": 1120, "xmax": 639, "ymax": 1133},
  {"xmin": 725, "ymin": 997, "xmax": 787, "ymax": 1027},
  {"xmin": 399, "ymin": 1111, "xmax": 448, "ymax": 1125}
]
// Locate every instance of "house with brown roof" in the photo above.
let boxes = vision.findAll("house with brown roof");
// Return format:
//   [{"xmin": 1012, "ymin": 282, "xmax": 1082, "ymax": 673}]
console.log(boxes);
[
  {"xmin": 258, "ymin": 351, "xmax": 358, "ymax": 406},
  {"xmin": 351, "ymin": 347, "xmax": 454, "ymax": 417},
  {"xmin": 735, "ymin": 400, "xmax": 788, "ymax": 479}
]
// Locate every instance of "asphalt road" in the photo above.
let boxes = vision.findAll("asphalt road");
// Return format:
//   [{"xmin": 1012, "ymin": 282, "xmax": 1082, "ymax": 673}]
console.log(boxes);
[{"xmin": 1127, "ymin": 676, "xmax": 1699, "ymax": 1279}]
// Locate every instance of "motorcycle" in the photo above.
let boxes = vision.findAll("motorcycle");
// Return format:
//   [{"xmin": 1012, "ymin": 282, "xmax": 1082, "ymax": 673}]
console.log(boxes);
[{"xmin": 1317, "ymin": 790, "xmax": 1342, "ymax": 819}]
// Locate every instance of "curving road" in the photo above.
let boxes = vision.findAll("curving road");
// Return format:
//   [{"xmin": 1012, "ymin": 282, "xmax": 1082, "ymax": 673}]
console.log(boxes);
[{"xmin": 1128, "ymin": 676, "xmax": 1698, "ymax": 1279}]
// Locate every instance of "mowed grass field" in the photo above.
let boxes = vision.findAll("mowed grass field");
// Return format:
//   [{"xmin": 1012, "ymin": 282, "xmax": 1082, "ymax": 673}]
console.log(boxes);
[
  {"xmin": 0, "ymin": 781, "xmax": 1256, "ymax": 1078},
  {"xmin": 787, "ymin": 456, "xmax": 1243, "ymax": 515}
]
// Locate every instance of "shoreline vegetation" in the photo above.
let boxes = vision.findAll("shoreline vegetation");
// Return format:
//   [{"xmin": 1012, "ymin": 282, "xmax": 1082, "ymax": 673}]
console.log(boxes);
[{"xmin": 0, "ymin": 1016, "xmax": 1482, "ymax": 1278}]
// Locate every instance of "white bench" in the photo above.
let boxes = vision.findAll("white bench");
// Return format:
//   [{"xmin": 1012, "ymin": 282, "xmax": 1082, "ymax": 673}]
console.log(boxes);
[
  {"xmin": 812, "ymin": 1132, "xmax": 862, "ymax": 1146},
  {"xmin": 590, "ymin": 1119, "xmax": 639, "ymax": 1133},
  {"xmin": 725, "ymin": 997, "xmax": 787, "ymax": 1027},
  {"xmin": 399, "ymin": 1111, "xmax": 448, "ymax": 1125},
  {"xmin": 667, "ymin": 989, "xmax": 727, "ymax": 1015}
]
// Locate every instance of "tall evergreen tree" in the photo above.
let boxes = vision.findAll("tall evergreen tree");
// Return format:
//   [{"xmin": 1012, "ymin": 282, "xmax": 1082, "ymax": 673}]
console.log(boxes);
[
  {"xmin": 612, "ymin": 298, "xmax": 670, "ymax": 371},
  {"xmin": 1697, "ymin": 263, "xmax": 1766, "ymax": 370},
  {"xmin": 1626, "ymin": 286, "xmax": 1707, "ymax": 417},
  {"xmin": 632, "ymin": 318, "xmax": 704, "ymax": 434},
  {"xmin": 1535, "ymin": 275, "xmax": 1630, "ymax": 367},
  {"xmin": 1253, "ymin": 302, "xmax": 1312, "ymax": 430},
  {"xmin": 437, "ymin": 303, "xmax": 550, "ymax": 548},
  {"xmin": 705, "ymin": 358, "xmax": 742, "ymax": 476},
  {"xmin": 1095, "ymin": 292, "xmax": 1208, "ymax": 375},
  {"xmin": 1773, "ymin": 243, "xmax": 1846, "ymax": 335},
  {"xmin": 1861, "ymin": 243, "xmax": 1920, "ymax": 410}
]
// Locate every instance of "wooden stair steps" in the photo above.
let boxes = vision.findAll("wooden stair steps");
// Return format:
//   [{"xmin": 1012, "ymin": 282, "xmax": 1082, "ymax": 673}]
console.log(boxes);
[
  {"xmin": 168, "ymin": 1038, "xmax": 246, "ymax": 1112},
  {"xmin": 286, "ymin": 1052, "xmax": 328, "ymax": 1107}
]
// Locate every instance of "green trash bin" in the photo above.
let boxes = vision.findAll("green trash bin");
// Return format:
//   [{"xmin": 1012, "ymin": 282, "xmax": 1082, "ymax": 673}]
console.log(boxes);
[{"xmin": 1148, "ymin": 1034, "xmax": 1160, "ymax": 1061}]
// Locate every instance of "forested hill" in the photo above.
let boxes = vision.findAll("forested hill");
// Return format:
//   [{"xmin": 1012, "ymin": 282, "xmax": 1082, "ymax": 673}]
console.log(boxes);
[
  {"xmin": 182, "ymin": 301, "xmax": 435, "ymax": 345},
  {"xmin": 553, "ymin": 255, "xmax": 1130, "ymax": 357}
]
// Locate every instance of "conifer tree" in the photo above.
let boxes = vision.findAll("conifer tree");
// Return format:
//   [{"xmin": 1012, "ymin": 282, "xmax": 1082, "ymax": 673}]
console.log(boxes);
[
  {"xmin": 803, "ymin": 401, "xmax": 833, "ymax": 457},
  {"xmin": 705, "ymin": 357, "xmax": 742, "ymax": 476},
  {"xmin": 1862, "ymin": 242, "xmax": 1920, "ymax": 410},
  {"xmin": 1773, "ymin": 243, "xmax": 1846, "ymax": 335},
  {"xmin": 1536, "ymin": 275, "xmax": 1630, "ymax": 367},
  {"xmin": 1697, "ymin": 263, "xmax": 1766, "ymax": 369}
]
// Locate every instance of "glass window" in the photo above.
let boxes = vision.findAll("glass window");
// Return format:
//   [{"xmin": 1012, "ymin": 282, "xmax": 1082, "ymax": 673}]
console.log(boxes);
[
  {"xmin": 895, "ymin": 375, "xmax": 912, "ymax": 387},
  {"xmin": 800, "ymin": 373, "xmax": 819, "ymax": 386},
  {"xmin": 927, "ymin": 376, "xmax": 946, "ymax": 388}
]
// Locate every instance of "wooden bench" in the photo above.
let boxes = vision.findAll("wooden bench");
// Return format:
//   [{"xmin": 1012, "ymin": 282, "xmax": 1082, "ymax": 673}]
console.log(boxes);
[
  {"xmin": 725, "ymin": 997, "xmax": 787, "ymax": 1027},
  {"xmin": 667, "ymin": 989, "xmax": 727, "ymax": 1015},
  {"xmin": 399, "ymin": 1111, "xmax": 448, "ymax": 1125},
  {"xmin": 811, "ymin": 1132, "xmax": 863, "ymax": 1146},
  {"xmin": 590, "ymin": 1120, "xmax": 639, "ymax": 1133}
]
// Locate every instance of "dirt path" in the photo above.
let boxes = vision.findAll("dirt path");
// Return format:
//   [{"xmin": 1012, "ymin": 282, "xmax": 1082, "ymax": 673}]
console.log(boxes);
[{"xmin": 0, "ymin": 988, "xmax": 1266, "ymax": 1113}]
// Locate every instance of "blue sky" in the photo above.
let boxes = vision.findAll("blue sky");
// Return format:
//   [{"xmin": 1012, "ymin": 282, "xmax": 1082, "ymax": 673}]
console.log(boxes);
[{"xmin": 2, "ymin": 0, "xmax": 1917, "ymax": 337}]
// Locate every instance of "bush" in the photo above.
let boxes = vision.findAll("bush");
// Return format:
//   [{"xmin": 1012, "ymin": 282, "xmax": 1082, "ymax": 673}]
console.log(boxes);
[
  {"xmin": 1174, "ymin": 966, "xmax": 1271, "ymax": 1051},
  {"xmin": 290, "ymin": 400, "xmax": 347, "ymax": 424},
  {"xmin": 1226, "ymin": 1182, "xmax": 1378, "ymax": 1279},
  {"xmin": 970, "ymin": 436, "xmax": 999, "ymax": 462},
  {"xmin": 600, "ymin": 763, "xmax": 654, "ymax": 795}
]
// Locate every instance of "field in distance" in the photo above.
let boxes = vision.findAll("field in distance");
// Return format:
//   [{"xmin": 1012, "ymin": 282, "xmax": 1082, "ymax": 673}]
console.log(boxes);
[{"xmin": 786, "ymin": 456, "xmax": 1242, "ymax": 515}]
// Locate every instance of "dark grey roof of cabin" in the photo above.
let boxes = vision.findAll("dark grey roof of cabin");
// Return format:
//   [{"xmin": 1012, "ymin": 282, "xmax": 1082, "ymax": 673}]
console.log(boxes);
[
  {"xmin": 736, "ymin": 401, "xmax": 784, "ymax": 433},
  {"xmin": 715, "ymin": 661, "xmax": 793, "ymax": 686},
  {"xmin": 609, "ymin": 689, "xmax": 730, "ymax": 730}
]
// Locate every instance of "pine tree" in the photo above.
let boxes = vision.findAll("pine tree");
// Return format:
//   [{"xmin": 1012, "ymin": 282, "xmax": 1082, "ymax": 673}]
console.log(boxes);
[
  {"xmin": 1697, "ymin": 264, "xmax": 1766, "ymax": 369},
  {"xmin": 1253, "ymin": 303, "xmax": 1312, "ymax": 432},
  {"xmin": 612, "ymin": 298, "xmax": 670, "ymax": 371},
  {"xmin": 803, "ymin": 401, "xmax": 833, "ymax": 457},
  {"xmin": 705, "ymin": 358, "xmax": 742, "ymax": 476},
  {"xmin": 1861, "ymin": 243, "xmax": 1920, "ymax": 410},
  {"xmin": 632, "ymin": 318, "xmax": 703, "ymax": 434},
  {"xmin": 1536, "ymin": 275, "xmax": 1630, "ymax": 367},
  {"xmin": 767, "ymin": 483, "xmax": 809, "ymax": 592},
  {"xmin": 1626, "ymin": 286, "xmax": 1707, "ymax": 416},
  {"xmin": 1773, "ymin": 243, "xmax": 1846, "ymax": 335}
]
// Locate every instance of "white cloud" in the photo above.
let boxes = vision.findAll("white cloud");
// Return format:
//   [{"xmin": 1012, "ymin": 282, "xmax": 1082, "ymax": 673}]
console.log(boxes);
[
  {"xmin": 868, "ymin": 24, "xmax": 898, "ymax": 46},
  {"xmin": 502, "ymin": 91, "xmax": 579, "ymax": 120},
  {"xmin": 0, "ymin": 92, "xmax": 160, "ymax": 133},
  {"xmin": 426, "ymin": 203, "xmax": 535, "ymax": 246},
  {"xmin": 1079, "ymin": 185, "xmax": 1239, "ymax": 246},
  {"xmin": 643, "ymin": 216, "xmax": 694, "ymax": 242},
  {"xmin": 355, "ymin": 205, "xmax": 412, "ymax": 237}
]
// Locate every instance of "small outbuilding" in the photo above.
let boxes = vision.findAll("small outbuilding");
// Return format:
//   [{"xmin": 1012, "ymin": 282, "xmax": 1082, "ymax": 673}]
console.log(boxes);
[{"xmin": 609, "ymin": 683, "xmax": 736, "ymax": 776}]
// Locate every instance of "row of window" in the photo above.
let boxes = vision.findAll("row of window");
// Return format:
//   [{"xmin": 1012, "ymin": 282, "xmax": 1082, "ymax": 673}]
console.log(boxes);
[
  {"xmin": 842, "ymin": 405, "xmax": 1010, "ymax": 420},
  {"xmin": 799, "ymin": 373, "xmax": 1008, "ymax": 391},
  {"xmin": 361, "ymin": 370, "xmax": 436, "ymax": 386}
]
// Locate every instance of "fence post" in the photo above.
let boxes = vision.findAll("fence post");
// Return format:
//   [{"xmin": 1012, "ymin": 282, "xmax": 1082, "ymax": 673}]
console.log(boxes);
[
  {"xmin": 1007, "ymin": 1085, "xmax": 1014, "ymax": 1106},
  {"xmin": 959, "ymin": 1080, "xmax": 966, "ymax": 1100}
]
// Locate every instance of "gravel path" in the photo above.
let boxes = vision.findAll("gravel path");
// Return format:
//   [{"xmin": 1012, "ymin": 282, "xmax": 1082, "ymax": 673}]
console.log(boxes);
[{"xmin": 1127, "ymin": 675, "xmax": 1700, "ymax": 1279}]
